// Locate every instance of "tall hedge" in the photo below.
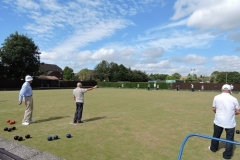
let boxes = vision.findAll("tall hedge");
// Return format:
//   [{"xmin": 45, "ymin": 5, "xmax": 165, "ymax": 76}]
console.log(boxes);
[{"xmin": 98, "ymin": 82, "xmax": 171, "ymax": 89}]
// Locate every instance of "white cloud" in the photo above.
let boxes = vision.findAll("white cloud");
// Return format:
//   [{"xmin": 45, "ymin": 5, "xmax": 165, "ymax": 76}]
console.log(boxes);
[
  {"xmin": 171, "ymin": 0, "xmax": 205, "ymax": 20},
  {"xmin": 76, "ymin": 50, "xmax": 92, "ymax": 60},
  {"xmin": 40, "ymin": 51, "xmax": 60, "ymax": 60},
  {"xmin": 119, "ymin": 48, "xmax": 136, "ymax": 56},
  {"xmin": 91, "ymin": 47, "xmax": 136, "ymax": 63},
  {"xmin": 92, "ymin": 48, "xmax": 115, "ymax": 60},
  {"xmin": 172, "ymin": 54, "xmax": 206, "ymax": 65},
  {"xmin": 212, "ymin": 55, "xmax": 240, "ymax": 71},
  {"xmin": 16, "ymin": 0, "xmax": 40, "ymax": 10},
  {"xmin": 51, "ymin": 18, "xmax": 132, "ymax": 54},
  {"xmin": 172, "ymin": 0, "xmax": 240, "ymax": 32},
  {"xmin": 134, "ymin": 60, "xmax": 172, "ymax": 73},
  {"xmin": 138, "ymin": 30, "xmax": 215, "ymax": 51},
  {"xmin": 146, "ymin": 19, "xmax": 187, "ymax": 33},
  {"xmin": 40, "ymin": 0, "xmax": 62, "ymax": 11},
  {"xmin": 142, "ymin": 47, "xmax": 164, "ymax": 57},
  {"xmin": 227, "ymin": 31, "xmax": 240, "ymax": 42},
  {"xmin": 5, "ymin": 0, "xmax": 163, "ymax": 38}
]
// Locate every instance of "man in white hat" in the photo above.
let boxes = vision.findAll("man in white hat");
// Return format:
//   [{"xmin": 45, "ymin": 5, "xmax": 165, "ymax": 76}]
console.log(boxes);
[
  {"xmin": 18, "ymin": 75, "xmax": 34, "ymax": 125},
  {"xmin": 208, "ymin": 84, "xmax": 240, "ymax": 159}
]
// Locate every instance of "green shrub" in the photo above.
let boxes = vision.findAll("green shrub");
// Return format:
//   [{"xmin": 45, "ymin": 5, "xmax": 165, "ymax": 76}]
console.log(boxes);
[{"xmin": 98, "ymin": 82, "xmax": 171, "ymax": 89}]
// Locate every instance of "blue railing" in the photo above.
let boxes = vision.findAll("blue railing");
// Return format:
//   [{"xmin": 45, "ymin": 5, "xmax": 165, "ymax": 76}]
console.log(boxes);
[{"xmin": 177, "ymin": 133, "xmax": 240, "ymax": 160}]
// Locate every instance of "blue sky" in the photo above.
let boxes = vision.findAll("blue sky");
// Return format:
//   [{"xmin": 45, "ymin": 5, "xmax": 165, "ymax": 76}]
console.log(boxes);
[{"xmin": 1, "ymin": 0, "xmax": 240, "ymax": 76}]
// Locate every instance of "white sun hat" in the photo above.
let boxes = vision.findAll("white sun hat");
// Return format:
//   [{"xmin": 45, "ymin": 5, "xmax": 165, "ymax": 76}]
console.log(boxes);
[
  {"xmin": 25, "ymin": 75, "xmax": 33, "ymax": 82},
  {"xmin": 221, "ymin": 84, "xmax": 231, "ymax": 91}
]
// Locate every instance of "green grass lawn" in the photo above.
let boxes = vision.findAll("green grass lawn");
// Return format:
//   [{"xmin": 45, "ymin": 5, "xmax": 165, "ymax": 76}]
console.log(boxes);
[{"xmin": 1, "ymin": 88, "xmax": 240, "ymax": 160}]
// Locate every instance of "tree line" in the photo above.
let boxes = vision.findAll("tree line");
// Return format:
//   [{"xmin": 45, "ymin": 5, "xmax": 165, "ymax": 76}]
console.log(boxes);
[
  {"xmin": 210, "ymin": 71, "xmax": 240, "ymax": 84},
  {"xmin": 1, "ymin": 32, "xmax": 240, "ymax": 83},
  {"xmin": 49, "ymin": 64, "xmax": 240, "ymax": 84},
  {"xmin": 63, "ymin": 60, "xmax": 183, "ymax": 82}
]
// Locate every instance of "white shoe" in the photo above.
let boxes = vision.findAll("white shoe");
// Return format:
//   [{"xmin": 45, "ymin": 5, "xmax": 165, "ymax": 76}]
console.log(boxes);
[
  {"xmin": 69, "ymin": 122, "xmax": 77, "ymax": 125},
  {"xmin": 208, "ymin": 146, "xmax": 214, "ymax": 152},
  {"xmin": 22, "ymin": 122, "xmax": 29, "ymax": 125}
]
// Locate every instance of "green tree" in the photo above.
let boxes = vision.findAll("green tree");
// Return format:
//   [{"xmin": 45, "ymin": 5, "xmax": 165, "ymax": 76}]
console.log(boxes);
[
  {"xmin": 210, "ymin": 71, "xmax": 219, "ymax": 83},
  {"xmin": 93, "ymin": 60, "xmax": 110, "ymax": 81},
  {"xmin": 172, "ymin": 72, "xmax": 181, "ymax": 80},
  {"xmin": 148, "ymin": 73, "xmax": 155, "ymax": 80},
  {"xmin": 216, "ymin": 72, "xmax": 227, "ymax": 83},
  {"xmin": 211, "ymin": 71, "xmax": 219, "ymax": 76},
  {"xmin": 158, "ymin": 74, "xmax": 168, "ymax": 80},
  {"xmin": 186, "ymin": 73, "xmax": 197, "ymax": 82},
  {"xmin": 148, "ymin": 74, "xmax": 168, "ymax": 80},
  {"xmin": 216, "ymin": 71, "xmax": 240, "ymax": 84},
  {"xmin": 131, "ymin": 70, "xmax": 148, "ymax": 82},
  {"xmin": 0, "ymin": 58, "xmax": 5, "ymax": 79},
  {"xmin": 77, "ymin": 68, "xmax": 91, "ymax": 81},
  {"xmin": 0, "ymin": 32, "xmax": 41, "ymax": 79},
  {"xmin": 226, "ymin": 71, "xmax": 240, "ymax": 84},
  {"xmin": 72, "ymin": 73, "xmax": 80, "ymax": 81},
  {"xmin": 63, "ymin": 66, "xmax": 74, "ymax": 80},
  {"xmin": 210, "ymin": 75, "xmax": 215, "ymax": 83},
  {"xmin": 109, "ymin": 62, "xmax": 120, "ymax": 82},
  {"xmin": 165, "ymin": 75, "xmax": 174, "ymax": 80},
  {"xmin": 148, "ymin": 73, "xmax": 168, "ymax": 81},
  {"xmin": 118, "ymin": 64, "xmax": 129, "ymax": 81}
]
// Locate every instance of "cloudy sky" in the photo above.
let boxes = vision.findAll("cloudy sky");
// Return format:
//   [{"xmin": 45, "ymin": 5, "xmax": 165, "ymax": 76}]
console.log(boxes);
[{"xmin": 1, "ymin": 0, "xmax": 240, "ymax": 76}]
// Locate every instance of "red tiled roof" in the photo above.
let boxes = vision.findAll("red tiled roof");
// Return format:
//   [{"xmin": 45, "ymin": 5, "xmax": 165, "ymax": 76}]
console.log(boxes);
[
  {"xmin": 40, "ymin": 64, "xmax": 62, "ymax": 72},
  {"xmin": 36, "ymin": 76, "xmax": 59, "ymax": 80}
]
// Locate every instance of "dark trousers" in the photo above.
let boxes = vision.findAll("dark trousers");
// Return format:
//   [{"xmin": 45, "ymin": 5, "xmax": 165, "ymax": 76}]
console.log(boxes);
[
  {"xmin": 73, "ymin": 102, "xmax": 84, "ymax": 123},
  {"xmin": 210, "ymin": 124, "xmax": 235, "ymax": 159}
]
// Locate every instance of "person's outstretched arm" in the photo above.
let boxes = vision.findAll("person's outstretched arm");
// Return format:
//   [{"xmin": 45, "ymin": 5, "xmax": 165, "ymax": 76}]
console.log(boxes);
[{"xmin": 87, "ymin": 85, "xmax": 98, "ymax": 91}]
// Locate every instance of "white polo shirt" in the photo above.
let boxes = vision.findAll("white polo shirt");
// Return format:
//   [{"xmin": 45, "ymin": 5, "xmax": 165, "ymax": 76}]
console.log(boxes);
[
  {"xmin": 213, "ymin": 93, "xmax": 240, "ymax": 128},
  {"xmin": 73, "ymin": 88, "xmax": 88, "ymax": 103}
]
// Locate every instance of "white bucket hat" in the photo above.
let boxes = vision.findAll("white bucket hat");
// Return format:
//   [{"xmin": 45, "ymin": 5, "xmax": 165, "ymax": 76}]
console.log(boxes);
[
  {"xmin": 221, "ymin": 84, "xmax": 231, "ymax": 91},
  {"xmin": 25, "ymin": 75, "xmax": 33, "ymax": 82}
]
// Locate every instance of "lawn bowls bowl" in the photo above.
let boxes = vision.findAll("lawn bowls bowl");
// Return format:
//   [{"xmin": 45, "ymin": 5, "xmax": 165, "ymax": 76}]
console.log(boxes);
[
  {"xmin": 14, "ymin": 136, "xmax": 19, "ymax": 140},
  {"xmin": 8, "ymin": 128, "xmax": 12, "ymax": 132},
  {"xmin": 47, "ymin": 136, "xmax": 53, "ymax": 141},
  {"xmin": 25, "ymin": 134, "xmax": 31, "ymax": 139},
  {"xmin": 12, "ymin": 126, "xmax": 16, "ymax": 130},
  {"xmin": 18, "ymin": 136, "xmax": 23, "ymax": 141},
  {"xmin": 53, "ymin": 135, "xmax": 59, "ymax": 140},
  {"xmin": 66, "ymin": 134, "xmax": 71, "ymax": 138},
  {"xmin": 10, "ymin": 121, "xmax": 16, "ymax": 125},
  {"xmin": 6, "ymin": 120, "xmax": 10, "ymax": 123},
  {"xmin": 4, "ymin": 127, "xmax": 8, "ymax": 131},
  {"xmin": 236, "ymin": 130, "xmax": 240, "ymax": 134}
]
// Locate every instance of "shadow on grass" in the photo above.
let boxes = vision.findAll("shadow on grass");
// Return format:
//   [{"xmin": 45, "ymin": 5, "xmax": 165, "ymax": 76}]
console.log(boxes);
[
  {"xmin": 218, "ymin": 141, "xmax": 237, "ymax": 155},
  {"xmin": 0, "ymin": 100, "xmax": 11, "ymax": 103},
  {"xmin": 83, "ymin": 116, "xmax": 107, "ymax": 122},
  {"xmin": 35, "ymin": 116, "xmax": 70, "ymax": 123}
]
